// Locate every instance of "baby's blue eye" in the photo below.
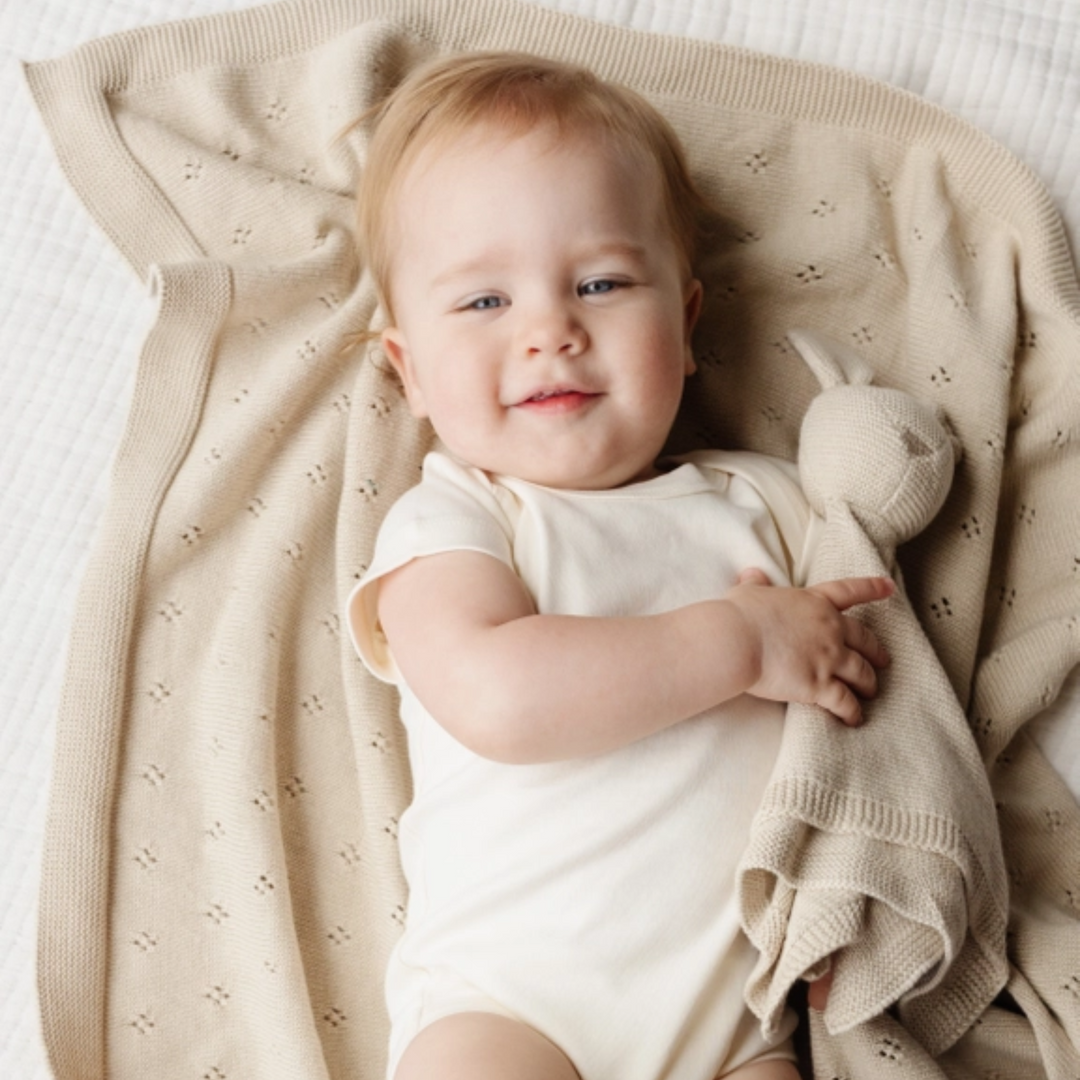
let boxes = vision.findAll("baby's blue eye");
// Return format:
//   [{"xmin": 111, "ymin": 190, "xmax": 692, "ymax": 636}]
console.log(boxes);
[
  {"xmin": 580, "ymin": 279, "xmax": 621, "ymax": 296},
  {"xmin": 467, "ymin": 295, "xmax": 503, "ymax": 310}
]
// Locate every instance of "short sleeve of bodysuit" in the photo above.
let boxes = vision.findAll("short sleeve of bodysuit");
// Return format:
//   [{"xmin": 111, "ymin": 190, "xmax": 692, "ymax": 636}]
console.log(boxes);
[{"xmin": 347, "ymin": 453, "xmax": 518, "ymax": 683}]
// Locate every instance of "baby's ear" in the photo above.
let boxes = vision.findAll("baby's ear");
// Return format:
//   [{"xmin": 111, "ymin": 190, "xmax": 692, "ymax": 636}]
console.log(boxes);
[
  {"xmin": 786, "ymin": 329, "xmax": 875, "ymax": 390},
  {"xmin": 380, "ymin": 328, "xmax": 428, "ymax": 418}
]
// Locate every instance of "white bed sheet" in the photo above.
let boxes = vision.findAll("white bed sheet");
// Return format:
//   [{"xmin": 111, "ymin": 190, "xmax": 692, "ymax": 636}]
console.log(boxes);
[{"xmin": 3, "ymin": 1, "xmax": 1078, "ymax": 1075}]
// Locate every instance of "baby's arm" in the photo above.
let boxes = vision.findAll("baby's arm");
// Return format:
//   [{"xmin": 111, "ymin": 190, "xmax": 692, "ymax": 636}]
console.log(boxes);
[{"xmin": 376, "ymin": 550, "xmax": 892, "ymax": 765}]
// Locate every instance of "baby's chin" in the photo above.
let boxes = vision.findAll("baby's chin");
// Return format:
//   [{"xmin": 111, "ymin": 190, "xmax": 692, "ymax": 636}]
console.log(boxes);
[
  {"xmin": 486, "ymin": 457, "xmax": 661, "ymax": 491},
  {"xmin": 434, "ymin": 434, "xmax": 664, "ymax": 491}
]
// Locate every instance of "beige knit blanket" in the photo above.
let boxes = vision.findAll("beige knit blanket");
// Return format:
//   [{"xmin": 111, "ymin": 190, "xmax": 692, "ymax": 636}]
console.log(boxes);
[{"xmin": 26, "ymin": 1, "xmax": 1080, "ymax": 1077}]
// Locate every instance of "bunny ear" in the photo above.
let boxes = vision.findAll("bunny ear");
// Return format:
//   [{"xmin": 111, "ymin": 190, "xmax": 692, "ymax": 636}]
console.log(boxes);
[{"xmin": 787, "ymin": 329, "xmax": 876, "ymax": 389}]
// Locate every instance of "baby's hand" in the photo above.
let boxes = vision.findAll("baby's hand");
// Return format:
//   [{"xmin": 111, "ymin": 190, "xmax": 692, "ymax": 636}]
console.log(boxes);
[{"xmin": 725, "ymin": 569, "xmax": 893, "ymax": 725}]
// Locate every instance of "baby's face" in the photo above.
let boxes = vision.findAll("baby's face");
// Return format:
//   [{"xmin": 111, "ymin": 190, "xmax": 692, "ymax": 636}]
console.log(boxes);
[{"xmin": 381, "ymin": 123, "xmax": 702, "ymax": 489}]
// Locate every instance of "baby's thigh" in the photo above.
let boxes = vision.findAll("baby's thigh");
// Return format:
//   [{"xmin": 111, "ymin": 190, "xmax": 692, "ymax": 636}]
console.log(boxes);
[{"xmin": 393, "ymin": 1011, "xmax": 581, "ymax": 1080}]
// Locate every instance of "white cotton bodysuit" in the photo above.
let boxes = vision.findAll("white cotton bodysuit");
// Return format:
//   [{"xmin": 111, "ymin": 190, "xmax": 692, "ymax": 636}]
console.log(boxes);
[{"xmin": 348, "ymin": 449, "xmax": 819, "ymax": 1080}]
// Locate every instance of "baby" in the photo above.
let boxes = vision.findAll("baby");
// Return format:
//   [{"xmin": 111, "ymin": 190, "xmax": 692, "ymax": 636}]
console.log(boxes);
[{"xmin": 346, "ymin": 52, "xmax": 893, "ymax": 1080}]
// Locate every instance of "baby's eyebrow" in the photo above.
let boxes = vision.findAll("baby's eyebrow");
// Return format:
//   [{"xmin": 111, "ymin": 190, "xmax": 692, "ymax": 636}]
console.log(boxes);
[
  {"xmin": 582, "ymin": 240, "xmax": 649, "ymax": 264},
  {"xmin": 432, "ymin": 253, "xmax": 508, "ymax": 289},
  {"xmin": 430, "ymin": 239, "xmax": 651, "ymax": 290}
]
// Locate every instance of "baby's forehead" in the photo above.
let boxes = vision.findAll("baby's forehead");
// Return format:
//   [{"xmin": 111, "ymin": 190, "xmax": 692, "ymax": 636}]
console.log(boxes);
[
  {"xmin": 399, "ymin": 123, "xmax": 668, "ymax": 236},
  {"xmin": 406, "ymin": 115, "xmax": 644, "ymax": 178}
]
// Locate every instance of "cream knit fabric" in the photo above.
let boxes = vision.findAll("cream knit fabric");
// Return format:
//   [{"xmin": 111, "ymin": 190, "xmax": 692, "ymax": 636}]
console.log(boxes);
[{"xmin": 23, "ymin": 1, "xmax": 1080, "ymax": 1078}]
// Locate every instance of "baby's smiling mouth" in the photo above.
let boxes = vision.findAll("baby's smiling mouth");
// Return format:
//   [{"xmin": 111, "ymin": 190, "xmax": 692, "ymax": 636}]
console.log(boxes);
[{"xmin": 516, "ymin": 387, "xmax": 602, "ymax": 413}]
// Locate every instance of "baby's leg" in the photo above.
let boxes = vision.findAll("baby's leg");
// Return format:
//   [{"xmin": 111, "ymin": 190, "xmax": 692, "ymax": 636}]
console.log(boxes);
[
  {"xmin": 394, "ymin": 1011, "xmax": 581, "ymax": 1080},
  {"xmin": 722, "ymin": 1057, "xmax": 802, "ymax": 1080}
]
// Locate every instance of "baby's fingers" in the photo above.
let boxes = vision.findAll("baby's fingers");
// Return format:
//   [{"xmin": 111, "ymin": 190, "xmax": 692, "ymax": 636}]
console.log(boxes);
[
  {"xmin": 817, "ymin": 679, "xmax": 864, "ymax": 727},
  {"xmin": 823, "ymin": 621, "xmax": 889, "ymax": 725},
  {"xmin": 835, "ymin": 648, "xmax": 880, "ymax": 702},
  {"xmin": 844, "ymin": 615, "xmax": 890, "ymax": 670},
  {"xmin": 812, "ymin": 576, "xmax": 895, "ymax": 612}
]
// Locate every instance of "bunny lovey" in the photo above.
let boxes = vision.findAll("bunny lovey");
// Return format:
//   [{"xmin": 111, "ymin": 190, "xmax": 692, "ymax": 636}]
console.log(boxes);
[{"xmin": 737, "ymin": 330, "xmax": 1009, "ymax": 1061}]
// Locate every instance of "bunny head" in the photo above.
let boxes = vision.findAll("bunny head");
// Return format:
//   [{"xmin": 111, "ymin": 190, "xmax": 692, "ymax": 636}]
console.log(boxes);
[{"xmin": 788, "ymin": 330, "xmax": 961, "ymax": 550}]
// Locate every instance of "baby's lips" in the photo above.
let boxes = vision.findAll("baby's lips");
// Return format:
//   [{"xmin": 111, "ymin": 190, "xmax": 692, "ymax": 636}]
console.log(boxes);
[
  {"xmin": 518, "ymin": 384, "xmax": 593, "ymax": 403},
  {"xmin": 513, "ymin": 387, "xmax": 603, "ymax": 411}
]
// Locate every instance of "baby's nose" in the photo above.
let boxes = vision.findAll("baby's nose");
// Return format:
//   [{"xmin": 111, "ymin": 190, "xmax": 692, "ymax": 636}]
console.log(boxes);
[{"xmin": 523, "ymin": 307, "xmax": 588, "ymax": 357}]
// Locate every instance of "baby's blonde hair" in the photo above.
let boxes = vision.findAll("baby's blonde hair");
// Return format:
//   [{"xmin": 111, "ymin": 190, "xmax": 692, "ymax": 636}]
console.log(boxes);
[{"xmin": 351, "ymin": 51, "xmax": 708, "ymax": 326}]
